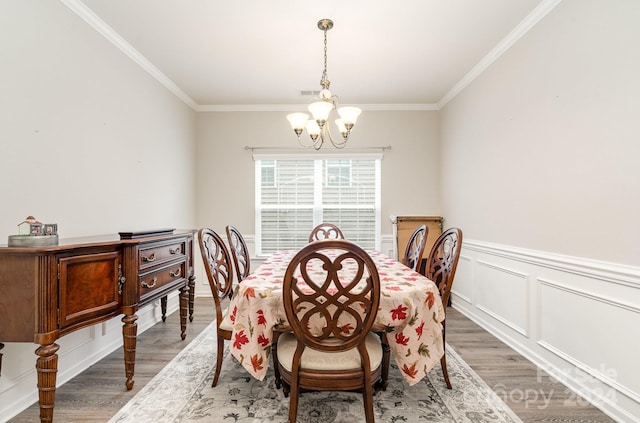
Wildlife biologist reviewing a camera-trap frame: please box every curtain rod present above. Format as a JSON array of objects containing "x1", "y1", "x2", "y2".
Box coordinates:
[{"x1": 244, "y1": 145, "x2": 391, "y2": 151}]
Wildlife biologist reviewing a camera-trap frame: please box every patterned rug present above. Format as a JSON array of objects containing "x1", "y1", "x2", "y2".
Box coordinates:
[{"x1": 109, "y1": 321, "x2": 522, "y2": 423}]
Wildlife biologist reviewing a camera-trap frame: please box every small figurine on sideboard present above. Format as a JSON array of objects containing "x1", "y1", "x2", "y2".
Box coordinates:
[{"x1": 8, "y1": 215, "x2": 59, "y2": 247}]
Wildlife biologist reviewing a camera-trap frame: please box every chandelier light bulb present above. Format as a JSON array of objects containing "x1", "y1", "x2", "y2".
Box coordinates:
[
  {"x1": 337, "y1": 107, "x2": 361, "y2": 130},
  {"x1": 306, "y1": 120, "x2": 321, "y2": 141},
  {"x1": 308, "y1": 101, "x2": 333, "y2": 127},
  {"x1": 335, "y1": 119, "x2": 349, "y2": 140},
  {"x1": 287, "y1": 113, "x2": 310, "y2": 136}
]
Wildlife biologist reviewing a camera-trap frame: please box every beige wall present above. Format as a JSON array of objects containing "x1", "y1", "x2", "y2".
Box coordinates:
[
  {"x1": 0, "y1": 2, "x2": 197, "y2": 418},
  {"x1": 0, "y1": 1, "x2": 197, "y2": 241},
  {"x1": 195, "y1": 110, "x2": 441, "y2": 236},
  {"x1": 440, "y1": 0, "x2": 640, "y2": 266}
]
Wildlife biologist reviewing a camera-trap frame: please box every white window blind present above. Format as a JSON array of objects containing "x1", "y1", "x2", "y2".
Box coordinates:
[{"x1": 255, "y1": 157, "x2": 381, "y2": 255}]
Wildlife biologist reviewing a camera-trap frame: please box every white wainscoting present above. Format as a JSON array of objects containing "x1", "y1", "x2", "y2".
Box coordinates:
[
  {"x1": 455, "y1": 240, "x2": 640, "y2": 423},
  {"x1": 0, "y1": 295, "x2": 181, "y2": 423}
]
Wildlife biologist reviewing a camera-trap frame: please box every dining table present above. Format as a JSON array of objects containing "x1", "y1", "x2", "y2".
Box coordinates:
[{"x1": 225, "y1": 248, "x2": 446, "y2": 386}]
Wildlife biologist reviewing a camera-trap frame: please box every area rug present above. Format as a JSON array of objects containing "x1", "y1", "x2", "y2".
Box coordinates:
[{"x1": 109, "y1": 321, "x2": 522, "y2": 423}]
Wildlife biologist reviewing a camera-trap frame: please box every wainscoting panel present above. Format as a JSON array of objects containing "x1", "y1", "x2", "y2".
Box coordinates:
[
  {"x1": 475, "y1": 260, "x2": 530, "y2": 337},
  {"x1": 452, "y1": 254, "x2": 473, "y2": 305},
  {"x1": 456, "y1": 239, "x2": 640, "y2": 423},
  {"x1": 538, "y1": 279, "x2": 640, "y2": 404}
]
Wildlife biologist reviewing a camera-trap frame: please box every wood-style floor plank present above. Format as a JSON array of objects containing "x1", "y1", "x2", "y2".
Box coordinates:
[
  {"x1": 7, "y1": 299, "x2": 615, "y2": 422},
  {"x1": 445, "y1": 308, "x2": 615, "y2": 423}
]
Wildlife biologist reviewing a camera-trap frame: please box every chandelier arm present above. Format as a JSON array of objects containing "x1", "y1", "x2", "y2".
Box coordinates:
[
  {"x1": 297, "y1": 134, "x2": 323, "y2": 149},
  {"x1": 323, "y1": 123, "x2": 346, "y2": 149},
  {"x1": 328, "y1": 126, "x2": 348, "y2": 149}
]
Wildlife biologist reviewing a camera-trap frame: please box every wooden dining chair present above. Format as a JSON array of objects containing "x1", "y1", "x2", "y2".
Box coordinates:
[
  {"x1": 423, "y1": 227, "x2": 463, "y2": 389},
  {"x1": 377, "y1": 227, "x2": 463, "y2": 390},
  {"x1": 197, "y1": 227, "x2": 235, "y2": 387},
  {"x1": 401, "y1": 224, "x2": 428, "y2": 272},
  {"x1": 224, "y1": 225, "x2": 288, "y2": 383},
  {"x1": 373, "y1": 224, "x2": 427, "y2": 389},
  {"x1": 308, "y1": 222, "x2": 345, "y2": 242},
  {"x1": 276, "y1": 239, "x2": 382, "y2": 423},
  {"x1": 225, "y1": 225, "x2": 251, "y2": 282}
]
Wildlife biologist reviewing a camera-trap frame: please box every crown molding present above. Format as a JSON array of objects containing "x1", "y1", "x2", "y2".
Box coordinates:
[
  {"x1": 64, "y1": 0, "x2": 561, "y2": 113},
  {"x1": 195, "y1": 103, "x2": 440, "y2": 112},
  {"x1": 438, "y1": 0, "x2": 563, "y2": 108},
  {"x1": 60, "y1": 0, "x2": 199, "y2": 110}
]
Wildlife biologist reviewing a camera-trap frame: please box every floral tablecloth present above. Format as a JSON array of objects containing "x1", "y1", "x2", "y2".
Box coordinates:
[{"x1": 226, "y1": 249, "x2": 445, "y2": 386}]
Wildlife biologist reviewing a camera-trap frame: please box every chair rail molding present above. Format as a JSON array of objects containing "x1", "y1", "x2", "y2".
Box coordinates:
[{"x1": 463, "y1": 239, "x2": 640, "y2": 288}]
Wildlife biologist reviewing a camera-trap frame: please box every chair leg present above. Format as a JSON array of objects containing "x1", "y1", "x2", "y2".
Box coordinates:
[
  {"x1": 211, "y1": 333, "x2": 225, "y2": 387},
  {"x1": 441, "y1": 321, "x2": 452, "y2": 389},
  {"x1": 272, "y1": 331, "x2": 282, "y2": 389},
  {"x1": 363, "y1": 374, "x2": 376, "y2": 423},
  {"x1": 288, "y1": 375, "x2": 299, "y2": 423},
  {"x1": 376, "y1": 332, "x2": 390, "y2": 392},
  {"x1": 441, "y1": 351, "x2": 452, "y2": 389}
]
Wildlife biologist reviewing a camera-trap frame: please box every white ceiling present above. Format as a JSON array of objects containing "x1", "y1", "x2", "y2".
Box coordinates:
[{"x1": 70, "y1": 0, "x2": 554, "y2": 110}]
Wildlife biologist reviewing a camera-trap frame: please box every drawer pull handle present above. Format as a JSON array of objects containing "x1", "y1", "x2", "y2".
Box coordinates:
[
  {"x1": 170, "y1": 269, "x2": 181, "y2": 278},
  {"x1": 142, "y1": 253, "x2": 156, "y2": 262},
  {"x1": 141, "y1": 277, "x2": 157, "y2": 288},
  {"x1": 118, "y1": 264, "x2": 126, "y2": 295},
  {"x1": 170, "y1": 247, "x2": 182, "y2": 254}
]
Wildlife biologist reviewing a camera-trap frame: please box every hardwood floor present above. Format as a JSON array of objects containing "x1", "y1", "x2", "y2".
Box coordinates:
[
  {"x1": 445, "y1": 308, "x2": 615, "y2": 423},
  {"x1": 8, "y1": 298, "x2": 615, "y2": 422}
]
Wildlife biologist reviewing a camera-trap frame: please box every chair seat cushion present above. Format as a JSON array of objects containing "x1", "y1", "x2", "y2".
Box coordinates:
[
  {"x1": 277, "y1": 332, "x2": 383, "y2": 372},
  {"x1": 219, "y1": 313, "x2": 234, "y2": 331}
]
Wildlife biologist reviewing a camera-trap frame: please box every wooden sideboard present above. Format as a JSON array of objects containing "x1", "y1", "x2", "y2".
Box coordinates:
[{"x1": 0, "y1": 230, "x2": 196, "y2": 423}]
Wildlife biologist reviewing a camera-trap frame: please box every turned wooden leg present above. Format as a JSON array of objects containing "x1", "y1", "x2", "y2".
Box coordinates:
[
  {"x1": 122, "y1": 313, "x2": 138, "y2": 390},
  {"x1": 35, "y1": 342, "x2": 60, "y2": 423},
  {"x1": 380, "y1": 334, "x2": 390, "y2": 391},
  {"x1": 441, "y1": 320, "x2": 452, "y2": 389},
  {"x1": 161, "y1": 296, "x2": 168, "y2": 322},
  {"x1": 0, "y1": 342, "x2": 4, "y2": 377},
  {"x1": 188, "y1": 275, "x2": 196, "y2": 322},
  {"x1": 179, "y1": 285, "x2": 189, "y2": 340},
  {"x1": 272, "y1": 332, "x2": 282, "y2": 389}
]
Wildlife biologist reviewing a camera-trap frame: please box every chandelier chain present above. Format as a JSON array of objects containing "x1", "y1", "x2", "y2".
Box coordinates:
[{"x1": 321, "y1": 28, "x2": 329, "y2": 87}]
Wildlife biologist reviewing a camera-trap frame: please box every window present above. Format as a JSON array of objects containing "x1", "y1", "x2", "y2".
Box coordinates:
[
  {"x1": 326, "y1": 159, "x2": 352, "y2": 187},
  {"x1": 255, "y1": 156, "x2": 381, "y2": 255},
  {"x1": 260, "y1": 160, "x2": 276, "y2": 187}
]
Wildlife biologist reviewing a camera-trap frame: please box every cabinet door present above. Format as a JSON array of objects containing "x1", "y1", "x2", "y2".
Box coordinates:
[{"x1": 58, "y1": 251, "x2": 123, "y2": 329}]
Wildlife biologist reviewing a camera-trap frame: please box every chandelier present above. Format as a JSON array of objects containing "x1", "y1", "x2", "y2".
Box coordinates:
[{"x1": 287, "y1": 19, "x2": 361, "y2": 150}]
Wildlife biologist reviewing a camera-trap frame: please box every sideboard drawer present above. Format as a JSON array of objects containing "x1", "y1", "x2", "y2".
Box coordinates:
[
  {"x1": 139, "y1": 261, "x2": 187, "y2": 301},
  {"x1": 138, "y1": 239, "x2": 187, "y2": 271}
]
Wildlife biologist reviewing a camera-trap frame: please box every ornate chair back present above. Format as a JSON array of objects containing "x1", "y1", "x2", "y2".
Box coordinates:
[
  {"x1": 401, "y1": 224, "x2": 428, "y2": 272},
  {"x1": 308, "y1": 223, "x2": 345, "y2": 242},
  {"x1": 225, "y1": 225, "x2": 251, "y2": 282},
  {"x1": 425, "y1": 227, "x2": 463, "y2": 308}
]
